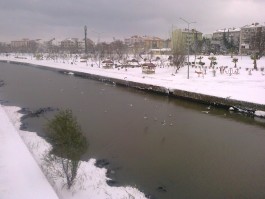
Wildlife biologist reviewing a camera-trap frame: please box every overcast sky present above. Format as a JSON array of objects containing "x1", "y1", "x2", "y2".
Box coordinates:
[{"x1": 0, "y1": 0, "x2": 264, "y2": 42}]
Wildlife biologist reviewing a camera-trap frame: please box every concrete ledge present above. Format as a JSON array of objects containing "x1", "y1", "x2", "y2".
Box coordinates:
[{"x1": 71, "y1": 70, "x2": 265, "y2": 112}]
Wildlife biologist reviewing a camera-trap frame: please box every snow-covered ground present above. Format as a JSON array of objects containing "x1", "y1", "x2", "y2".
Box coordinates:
[
  {"x1": 0, "y1": 105, "x2": 147, "y2": 199},
  {"x1": 0, "y1": 105, "x2": 59, "y2": 199}
]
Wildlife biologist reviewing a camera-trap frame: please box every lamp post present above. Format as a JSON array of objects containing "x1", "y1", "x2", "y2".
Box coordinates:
[
  {"x1": 84, "y1": 25, "x2": 87, "y2": 54},
  {"x1": 180, "y1": 17, "x2": 196, "y2": 79}
]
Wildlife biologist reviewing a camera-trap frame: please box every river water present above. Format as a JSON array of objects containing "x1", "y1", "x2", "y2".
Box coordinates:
[{"x1": 1, "y1": 61, "x2": 265, "y2": 199}]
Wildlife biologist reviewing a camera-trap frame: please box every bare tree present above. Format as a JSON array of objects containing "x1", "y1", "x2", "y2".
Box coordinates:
[
  {"x1": 172, "y1": 48, "x2": 186, "y2": 73},
  {"x1": 132, "y1": 42, "x2": 144, "y2": 59},
  {"x1": 171, "y1": 30, "x2": 186, "y2": 73},
  {"x1": 109, "y1": 40, "x2": 127, "y2": 61}
]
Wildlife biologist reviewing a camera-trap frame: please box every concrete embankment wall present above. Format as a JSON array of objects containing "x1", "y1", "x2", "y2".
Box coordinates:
[
  {"x1": 62, "y1": 67, "x2": 265, "y2": 112},
  {"x1": 2, "y1": 60, "x2": 265, "y2": 112}
]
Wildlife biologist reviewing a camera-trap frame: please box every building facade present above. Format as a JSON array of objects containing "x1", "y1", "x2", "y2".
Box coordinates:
[
  {"x1": 10, "y1": 39, "x2": 39, "y2": 53},
  {"x1": 124, "y1": 35, "x2": 145, "y2": 47},
  {"x1": 239, "y1": 23, "x2": 265, "y2": 55},
  {"x1": 171, "y1": 28, "x2": 203, "y2": 53},
  {"x1": 211, "y1": 27, "x2": 240, "y2": 53},
  {"x1": 124, "y1": 35, "x2": 168, "y2": 54}
]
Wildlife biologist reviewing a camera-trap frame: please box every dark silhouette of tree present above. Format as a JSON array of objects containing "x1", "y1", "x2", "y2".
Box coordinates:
[
  {"x1": 251, "y1": 27, "x2": 265, "y2": 58},
  {"x1": 201, "y1": 37, "x2": 211, "y2": 54},
  {"x1": 249, "y1": 28, "x2": 265, "y2": 70},
  {"x1": 232, "y1": 58, "x2": 238, "y2": 68},
  {"x1": 223, "y1": 31, "x2": 237, "y2": 54}
]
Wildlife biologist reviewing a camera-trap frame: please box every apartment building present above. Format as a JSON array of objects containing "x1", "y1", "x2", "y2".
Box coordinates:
[
  {"x1": 211, "y1": 27, "x2": 240, "y2": 53},
  {"x1": 10, "y1": 39, "x2": 38, "y2": 52},
  {"x1": 143, "y1": 36, "x2": 165, "y2": 50},
  {"x1": 171, "y1": 28, "x2": 203, "y2": 52},
  {"x1": 124, "y1": 35, "x2": 167, "y2": 53},
  {"x1": 239, "y1": 22, "x2": 265, "y2": 55},
  {"x1": 124, "y1": 35, "x2": 145, "y2": 46},
  {"x1": 11, "y1": 39, "x2": 31, "y2": 48}
]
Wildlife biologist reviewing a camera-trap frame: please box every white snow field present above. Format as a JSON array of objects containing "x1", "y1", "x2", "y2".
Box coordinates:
[{"x1": 0, "y1": 105, "x2": 59, "y2": 199}]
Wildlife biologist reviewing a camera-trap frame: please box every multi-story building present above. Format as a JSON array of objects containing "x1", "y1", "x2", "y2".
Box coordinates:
[
  {"x1": 60, "y1": 38, "x2": 78, "y2": 50},
  {"x1": 143, "y1": 36, "x2": 164, "y2": 50},
  {"x1": 124, "y1": 35, "x2": 168, "y2": 53},
  {"x1": 239, "y1": 22, "x2": 265, "y2": 55},
  {"x1": 171, "y1": 28, "x2": 203, "y2": 52},
  {"x1": 11, "y1": 39, "x2": 30, "y2": 49},
  {"x1": 124, "y1": 35, "x2": 145, "y2": 47},
  {"x1": 10, "y1": 39, "x2": 38, "y2": 52},
  {"x1": 60, "y1": 38, "x2": 95, "y2": 53},
  {"x1": 211, "y1": 27, "x2": 240, "y2": 53}
]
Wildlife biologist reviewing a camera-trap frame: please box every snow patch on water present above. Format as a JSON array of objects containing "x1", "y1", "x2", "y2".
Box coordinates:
[{"x1": 255, "y1": 110, "x2": 265, "y2": 117}]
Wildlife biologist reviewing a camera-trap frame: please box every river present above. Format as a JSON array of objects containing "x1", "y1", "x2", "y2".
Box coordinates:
[{"x1": 1, "y1": 61, "x2": 265, "y2": 199}]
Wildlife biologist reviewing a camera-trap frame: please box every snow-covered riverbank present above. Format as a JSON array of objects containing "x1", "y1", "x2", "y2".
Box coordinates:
[
  {"x1": 0, "y1": 105, "x2": 59, "y2": 199},
  {"x1": 1, "y1": 54, "x2": 265, "y2": 106},
  {"x1": 0, "y1": 105, "x2": 147, "y2": 199}
]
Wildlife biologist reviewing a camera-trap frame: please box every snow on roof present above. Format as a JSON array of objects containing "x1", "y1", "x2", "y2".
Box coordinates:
[
  {"x1": 214, "y1": 27, "x2": 241, "y2": 33},
  {"x1": 203, "y1": 34, "x2": 213, "y2": 39},
  {"x1": 142, "y1": 62, "x2": 156, "y2": 67},
  {"x1": 241, "y1": 23, "x2": 265, "y2": 29},
  {"x1": 181, "y1": 29, "x2": 202, "y2": 34},
  {"x1": 102, "y1": 59, "x2": 114, "y2": 64}
]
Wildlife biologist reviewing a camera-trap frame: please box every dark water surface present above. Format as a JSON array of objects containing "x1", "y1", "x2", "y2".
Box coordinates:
[{"x1": 1, "y1": 62, "x2": 265, "y2": 199}]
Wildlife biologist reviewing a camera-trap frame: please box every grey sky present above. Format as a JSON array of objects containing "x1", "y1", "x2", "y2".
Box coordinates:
[{"x1": 0, "y1": 0, "x2": 264, "y2": 42}]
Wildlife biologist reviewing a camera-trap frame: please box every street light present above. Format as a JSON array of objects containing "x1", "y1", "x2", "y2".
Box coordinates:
[
  {"x1": 84, "y1": 25, "x2": 87, "y2": 54},
  {"x1": 180, "y1": 17, "x2": 196, "y2": 79}
]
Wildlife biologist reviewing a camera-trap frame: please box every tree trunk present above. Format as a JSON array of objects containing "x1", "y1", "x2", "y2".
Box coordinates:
[{"x1": 253, "y1": 59, "x2": 257, "y2": 70}]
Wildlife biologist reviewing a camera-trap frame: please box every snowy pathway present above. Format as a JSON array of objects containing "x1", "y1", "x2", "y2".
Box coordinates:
[{"x1": 0, "y1": 105, "x2": 59, "y2": 199}]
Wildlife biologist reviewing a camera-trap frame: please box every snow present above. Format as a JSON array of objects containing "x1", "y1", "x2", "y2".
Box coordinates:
[
  {"x1": 255, "y1": 110, "x2": 265, "y2": 117},
  {"x1": 0, "y1": 105, "x2": 59, "y2": 199},
  {"x1": 0, "y1": 105, "x2": 147, "y2": 199}
]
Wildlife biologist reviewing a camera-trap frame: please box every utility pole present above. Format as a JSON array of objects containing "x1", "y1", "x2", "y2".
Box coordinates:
[
  {"x1": 84, "y1": 25, "x2": 87, "y2": 54},
  {"x1": 180, "y1": 17, "x2": 196, "y2": 79}
]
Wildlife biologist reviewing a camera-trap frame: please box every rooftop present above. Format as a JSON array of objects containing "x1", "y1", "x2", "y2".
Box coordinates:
[
  {"x1": 241, "y1": 23, "x2": 265, "y2": 29},
  {"x1": 214, "y1": 27, "x2": 241, "y2": 33}
]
